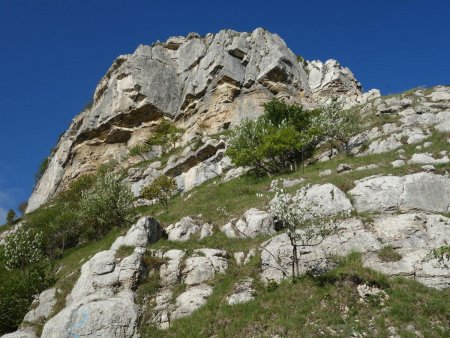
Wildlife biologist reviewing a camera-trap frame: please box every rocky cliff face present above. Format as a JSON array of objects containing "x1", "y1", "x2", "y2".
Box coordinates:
[
  {"x1": 27, "y1": 28, "x2": 378, "y2": 212},
  {"x1": 5, "y1": 27, "x2": 450, "y2": 338}
]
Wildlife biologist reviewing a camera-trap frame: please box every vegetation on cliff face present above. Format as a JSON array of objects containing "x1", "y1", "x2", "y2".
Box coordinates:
[
  {"x1": 0, "y1": 170, "x2": 136, "y2": 334},
  {"x1": 226, "y1": 99, "x2": 361, "y2": 175},
  {"x1": 139, "y1": 253, "x2": 449, "y2": 338},
  {"x1": 2, "y1": 85, "x2": 450, "y2": 336}
]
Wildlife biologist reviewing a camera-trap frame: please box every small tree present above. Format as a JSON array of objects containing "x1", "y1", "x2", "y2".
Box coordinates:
[
  {"x1": 3, "y1": 227, "x2": 45, "y2": 297},
  {"x1": 141, "y1": 175, "x2": 177, "y2": 209},
  {"x1": 146, "y1": 119, "x2": 184, "y2": 154},
  {"x1": 313, "y1": 100, "x2": 362, "y2": 154},
  {"x1": 269, "y1": 184, "x2": 338, "y2": 280},
  {"x1": 6, "y1": 209, "x2": 16, "y2": 225},
  {"x1": 78, "y1": 172, "x2": 136, "y2": 240},
  {"x1": 18, "y1": 202, "x2": 28, "y2": 215},
  {"x1": 227, "y1": 99, "x2": 322, "y2": 175}
]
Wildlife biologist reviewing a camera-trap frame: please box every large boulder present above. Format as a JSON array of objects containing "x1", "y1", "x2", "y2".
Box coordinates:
[
  {"x1": 152, "y1": 248, "x2": 229, "y2": 329},
  {"x1": 39, "y1": 215, "x2": 162, "y2": 338},
  {"x1": 165, "y1": 217, "x2": 200, "y2": 242},
  {"x1": 111, "y1": 216, "x2": 162, "y2": 250},
  {"x1": 227, "y1": 278, "x2": 255, "y2": 305},
  {"x1": 295, "y1": 183, "x2": 353, "y2": 217},
  {"x1": 349, "y1": 173, "x2": 450, "y2": 213},
  {"x1": 221, "y1": 208, "x2": 275, "y2": 238},
  {"x1": 261, "y1": 218, "x2": 380, "y2": 283},
  {"x1": 268, "y1": 183, "x2": 353, "y2": 221},
  {"x1": 363, "y1": 213, "x2": 450, "y2": 289},
  {"x1": 22, "y1": 288, "x2": 57, "y2": 325},
  {"x1": 41, "y1": 291, "x2": 139, "y2": 338},
  {"x1": 1, "y1": 329, "x2": 38, "y2": 338},
  {"x1": 182, "y1": 249, "x2": 229, "y2": 286}
]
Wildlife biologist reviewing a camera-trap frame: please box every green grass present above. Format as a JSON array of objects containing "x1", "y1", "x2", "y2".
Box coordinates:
[
  {"x1": 377, "y1": 245, "x2": 402, "y2": 262},
  {"x1": 137, "y1": 174, "x2": 273, "y2": 226},
  {"x1": 135, "y1": 130, "x2": 450, "y2": 231},
  {"x1": 140, "y1": 253, "x2": 450, "y2": 337}
]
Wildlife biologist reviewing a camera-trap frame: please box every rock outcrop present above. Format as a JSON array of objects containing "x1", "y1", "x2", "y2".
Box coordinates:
[
  {"x1": 261, "y1": 214, "x2": 450, "y2": 289},
  {"x1": 349, "y1": 173, "x2": 450, "y2": 213},
  {"x1": 38, "y1": 217, "x2": 161, "y2": 338},
  {"x1": 221, "y1": 208, "x2": 275, "y2": 238},
  {"x1": 27, "y1": 28, "x2": 376, "y2": 212},
  {"x1": 151, "y1": 248, "x2": 229, "y2": 329}
]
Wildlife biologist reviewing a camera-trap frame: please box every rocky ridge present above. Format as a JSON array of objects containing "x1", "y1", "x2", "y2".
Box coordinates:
[
  {"x1": 27, "y1": 28, "x2": 379, "y2": 212},
  {"x1": 3, "y1": 29, "x2": 450, "y2": 338}
]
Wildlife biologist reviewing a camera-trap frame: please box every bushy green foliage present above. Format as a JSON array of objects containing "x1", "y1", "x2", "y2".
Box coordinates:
[
  {"x1": 129, "y1": 144, "x2": 148, "y2": 160},
  {"x1": 429, "y1": 246, "x2": 450, "y2": 265},
  {"x1": 3, "y1": 227, "x2": 44, "y2": 272},
  {"x1": 0, "y1": 169, "x2": 135, "y2": 334},
  {"x1": 6, "y1": 209, "x2": 16, "y2": 225},
  {"x1": 0, "y1": 228, "x2": 53, "y2": 334},
  {"x1": 227, "y1": 99, "x2": 320, "y2": 175},
  {"x1": 25, "y1": 171, "x2": 135, "y2": 258},
  {"x1": 227, "y1": 98, "x2": 362, "y2": 175},
  {"x1": 146, "y1": 119, "x2": 184, "y2": 154},
  {"x1": 78, "y1": 172, "x2": 136, "y2": 239},
  {"x1": 141, "y1": 174, "x2": 177, "y2": 209}
]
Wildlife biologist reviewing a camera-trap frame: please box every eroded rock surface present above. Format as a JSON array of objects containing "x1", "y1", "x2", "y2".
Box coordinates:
[
  {"x1": 261, "y1": 214, "x2": 450, "y2": 289},
  {"x1": 39, "y1": 217, "x2": 160, "y2": 338},
  {"x1": 151, "y1": 248, "x2": 229, "y2": 330},
  {"x1": 349, "y1": 173, "x2": 450, "y2": 213},
  {"x1": 221, "y1": 208, "x2": 275, "y2": 238},
  {"x1": 27, "y1": 28, "x2": 375, "y2": 212}
]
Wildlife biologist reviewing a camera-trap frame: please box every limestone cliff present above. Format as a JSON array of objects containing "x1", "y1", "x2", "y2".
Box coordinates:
[{"x1": 27, "y1": 28, "x2": 378, "y2": 212}]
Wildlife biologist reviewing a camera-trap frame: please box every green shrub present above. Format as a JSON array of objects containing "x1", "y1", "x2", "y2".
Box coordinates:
[
  {"x1": 129, "y1": 144, "x2": 149, "y2": 160},
  {"x1": 141, "y1": 175, "x2": 177, "y2": 209},
  {"x1": 429, "y1": 246, "x2": 450, "y2": 265},
  {"x1": 146, "y1": 119, "x2": 184, "y2": 154},
  {"x1": 377, "y1": 245, "x2": 402, "y2": 262},
  {"x1": 78, "y1": 172, "x2": 136, "y2": 240},
  {"x1": 6, "y1": 209, "x2": 16, "y2": 225},
  {"x1": 0, "y1": 228, "x2": 54, "y2": 334},
  {"x1": 312, "y1": 101, "x2": 363, "y2": 154},
  {"x1": 227, "y1": 99, "x2": 320, "y2": 175}
]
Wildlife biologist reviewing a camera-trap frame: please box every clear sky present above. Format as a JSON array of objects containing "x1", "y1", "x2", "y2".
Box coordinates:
[{"x1": 0, "y1": 0, "x2": 449, "y2": 222}]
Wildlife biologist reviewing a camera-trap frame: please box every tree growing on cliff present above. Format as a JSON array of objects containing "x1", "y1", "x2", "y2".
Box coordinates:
[
  {"x1": 78, "y1": 172, "x2": 136, "y2": 240},
  {"x1": 6, "y1": 209, "x2": 16, "y2": 225},
  {"x1": 312, "y1": 100, "x2": 362, "y2": 154},
  {"x1": 146, "y1": 119, "x2": 184, "y2": 154},
  {"x1": 269, "y1": 184, "x2": 338, "y2": 280},
  {"x1": 227, "y1": 99, "x2": 321, "y2": 175},
  {"x1": 141, "y1": 174, "x2": 177, "y2": 209}
]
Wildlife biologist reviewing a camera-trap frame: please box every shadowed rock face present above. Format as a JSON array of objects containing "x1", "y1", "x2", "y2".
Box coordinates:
[{"x1": 27, "y1": 28, "x2": 374, "y2": 212}]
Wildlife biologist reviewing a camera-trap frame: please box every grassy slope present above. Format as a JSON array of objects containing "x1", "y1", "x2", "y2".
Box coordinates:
[
  {"x1": 5, "y1": 91, "x2": 450, "y2": 336},
  {"x1": 139, "y1": 253, "x2": 449, "y2": 337}
]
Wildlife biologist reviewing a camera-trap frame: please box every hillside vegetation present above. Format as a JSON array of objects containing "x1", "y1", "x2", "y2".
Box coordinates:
[{"x1": 1, "y1": 86, "x2": 450, "y2": 337}]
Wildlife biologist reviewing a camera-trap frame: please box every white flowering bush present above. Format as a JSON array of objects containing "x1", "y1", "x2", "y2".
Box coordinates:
[
  {"x1": 79, "y1": 172, "x2": 136, "y2": 240},
  {"x1": 269, "y1": 184, "x2": 338, "y2": 279},
  {"x1": 4, "y1": 227, "x2": 43, "y2": 272},
  {"x1": 311, "y1": 100, "x2": 362, "y2": 154}
]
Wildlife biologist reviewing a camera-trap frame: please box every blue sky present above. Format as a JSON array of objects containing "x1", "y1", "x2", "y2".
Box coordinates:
[{"x1": 0, "y1": 0, "x2": 449, "y2": 222}]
